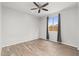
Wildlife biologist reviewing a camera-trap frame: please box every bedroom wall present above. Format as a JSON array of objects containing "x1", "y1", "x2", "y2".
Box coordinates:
[
  {"x1": 39, "y1": 17, "x2": 47, "y2": 39},
  {"x1": 39, "y1": 6, "x2": 78, "y2": 47},
  {"x1": 60, "y1": 6, "x2": 77, "y2": 47},
  {"x1": 0, "y1": 2, "x2": 2, "y2": 56},
  {"x1": 77, "y1": 3, "x2": 79, "y2": 50},
  {"x1": 2, "y1": 6, "x2": 40, "y2": 47}
]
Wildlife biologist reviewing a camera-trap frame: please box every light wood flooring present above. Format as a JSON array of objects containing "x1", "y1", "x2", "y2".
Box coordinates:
[{"x1": 1, "y1": 39, "x2": 78, "y2": 56}]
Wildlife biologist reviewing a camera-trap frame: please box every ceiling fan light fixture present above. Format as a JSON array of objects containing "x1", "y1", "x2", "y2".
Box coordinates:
[{"x1": 31, "y1": 2, "x2": 49, "y2": 13}]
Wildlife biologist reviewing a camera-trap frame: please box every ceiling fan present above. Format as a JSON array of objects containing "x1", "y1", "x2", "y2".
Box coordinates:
[{"x1": 31, "y1": 2, "x2": 49, "y2": 13}]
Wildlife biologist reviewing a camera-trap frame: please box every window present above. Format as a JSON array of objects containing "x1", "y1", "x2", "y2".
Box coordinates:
[{"x1": 48, "y1": 16, "x2": 58, "y2": 32}]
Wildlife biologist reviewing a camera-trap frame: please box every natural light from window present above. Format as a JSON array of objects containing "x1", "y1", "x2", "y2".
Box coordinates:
[{"x1": 48, "y1": 16, "x2": 58, "y2": 31}]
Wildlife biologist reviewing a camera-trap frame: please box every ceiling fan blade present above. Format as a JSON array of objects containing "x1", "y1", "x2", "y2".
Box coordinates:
[
  {"x1": 38, "y1": 9, "x2": 40, "y2": 13},
  {"x1": 33, "y1": 2, "x2": 39, "y2": 8},
  {"x1": 41, "y1": 3, "x2": 49, "y2": 7},
  {"x1": 42, "y1": 8, "x2": 48, "y2": 11},
  {"x1": 31, "y1": 8, "x2": 38, "y2": 10}
]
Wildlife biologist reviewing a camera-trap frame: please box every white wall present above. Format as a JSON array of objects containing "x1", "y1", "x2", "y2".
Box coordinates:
[
  {"x1": 39, "y1": 17, "x2": 47, "y2": 39},
  {"x1": 40, "y1": 6, "x2": 78, "y2": 47},
  {"x1": 60, "y1": 6, "x2": 77, "y2": 47},
  {"x1": 77, "y1": 3, "x2": 79, "y2": 50},
  {"x1": 2, "y1": 6, "x2": 39, "y2": 47},
  {"x1": 0, "y1": 2, "x2": 2, "y2": 56}
]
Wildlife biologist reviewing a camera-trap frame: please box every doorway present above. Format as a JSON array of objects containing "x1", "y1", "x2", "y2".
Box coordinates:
[{"x1": 48, "y1": 16, "x2": 58, "y2": 42}]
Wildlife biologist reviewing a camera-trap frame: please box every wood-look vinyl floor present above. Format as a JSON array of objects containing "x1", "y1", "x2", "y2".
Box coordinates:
[{"x1": 1, "y1": 39, "x2": 78, "y2": 56}]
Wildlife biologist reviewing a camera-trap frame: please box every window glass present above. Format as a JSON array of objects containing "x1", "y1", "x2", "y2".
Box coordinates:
[{"x1": 48, "y1": 16, "x2": 58, "y2": 32}]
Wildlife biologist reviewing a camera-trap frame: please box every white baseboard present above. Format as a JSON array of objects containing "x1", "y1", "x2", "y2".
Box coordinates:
[
  {"x1": 49, "y1": 39, "x2": 77, "y2": 48},
  {"x1": 1, "y1": 38, "x2": 39, "y2": 48},
  {"x1": 62, "y1": 42, "x2": 77, "y2": 48}
]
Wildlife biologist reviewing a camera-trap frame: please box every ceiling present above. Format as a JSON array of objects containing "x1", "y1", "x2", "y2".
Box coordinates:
[{"x1": 2, "y1": 2, "x2": 76, "y2": 17}]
